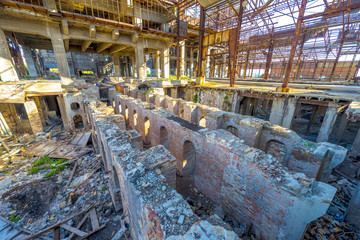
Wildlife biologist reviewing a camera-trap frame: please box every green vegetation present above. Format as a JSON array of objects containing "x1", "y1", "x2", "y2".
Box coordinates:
[
  {"x1": 102, "y1": 185, "x2": 108, "y2": 191},
  {"x1": 193, "y1": 93, "x2": 199, "y2": 103},
  {"x1": 28, "y1": 155, "x2": 68, "y2": 178},
  {"x1": 304, "y1": 142, "x2": 315, "y2": 148},
  {"x1": 8, "y1": 213, "x2": 20, "y2": 223},
  {"x1": 44, "y1": 169, "x2": 58, "y2": 178},
  {"x1": 140, "y1": 88, "x2": 153, "y2": 95}
]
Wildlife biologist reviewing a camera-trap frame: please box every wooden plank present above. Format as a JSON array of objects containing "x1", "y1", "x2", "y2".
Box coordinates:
[
  {"x1": 68, "y1": 213, "x2": 89, "y2": 240},
  {"x1": 23, "y1": 140, "x2": 92, "y2": 159},
  {"x1": 69, "y1": 132, "x2": 91, "y2": 147},
  {"x1": 65, "y1": 161, "x2": 78, "y2": 189},
  {"x1": 60, "y1": 224, "x2": 87, "y2": 237},
  {"x1": 80, "y1": 225, "x2": 106, "y2": 240},
  {"x1": 24, "y1": 204, "x2": 96, "y2": 240},
  {"x1": 53, "y1": 227, "x2": 60, "y2": 240},
  {"x1": 89, "y1": 208, "x2": 99, "y2": 230}
]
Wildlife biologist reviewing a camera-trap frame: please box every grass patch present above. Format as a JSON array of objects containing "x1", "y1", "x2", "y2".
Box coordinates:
[
  {"x1": 101, "y1": 185, "x2": 108, "y2": 191},
  {"x1": 8, "y1": 213, "x2": 20, "y2": 223},
  {"x1": 28, "y1": 155, "x2": 68, "y2": 177},
  {"x1": 44, "y1": 169, "x2": 58, "y2": 178}
]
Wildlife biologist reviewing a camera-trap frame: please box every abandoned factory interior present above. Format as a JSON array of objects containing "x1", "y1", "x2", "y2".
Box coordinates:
[{"x1": 1, "y1": 0, "x2": 360, "y2": 239}]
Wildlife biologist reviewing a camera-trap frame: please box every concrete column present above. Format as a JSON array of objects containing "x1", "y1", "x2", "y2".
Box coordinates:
[
  {"x1": 155, "y1": 51, "x2": 161, "y2": 78},
  {"x1": 23, "y1": 46, "x2": 38, "y2": 78},
  {"x1": 349, "y1": 128, "x2": 360, "y2": 158},
  {"x1": 0, "y1": 29, "x2": 18, "y2": 81},
  {"x1": 113, "y1": 54, "x2": 120, "y2": 77},
  {"x1": 345, "y1": 183, "x2": 360, "y2": 229},
  {"x1": 317, "y1": 103, "x2": 339, "y2": 142},
  {"x1": 33, "y1": 97, "x2": 46, "y2": 125},
  {"x1": 269, "y1": 97, "x2": 297, "y2": 128},
  {"x1": 180, "y1": 41, "x2": 186, "y2": 76},
  {"x1": 56, "y1": 96, "x2": 72, "y2": 130},
  {"x1": 47, "y1": 23, "x2": 71, "y2": 84},
  {"x1": 205, "y1": 48, "x2": 210, "y2": 78},
  {"x1": 161, "y1": 48, "x2": 170, "y2": 79},
  {"x1": 190, "y1": 48, "x2": 194, "y2": 78},
  {"x1": 170, "y1": 88, "x2": 178, "y2": 98},
  {"x1": 335, "y1": 112, "x2": 349, "y2": 143},
  {"x1": 24, "y1": 99, "x2": 43, "y2": 134},
  {"x1": 131, "y1": 56, "x2": 136, "y2": 78},
  {"x1": 135, "y1": 42, "x2": 146, "y2": 80}
]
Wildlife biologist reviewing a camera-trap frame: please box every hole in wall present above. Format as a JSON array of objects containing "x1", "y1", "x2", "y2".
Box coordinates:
[
  {"x1": 144, "y1": 117, "x2": 151, "y2": 145},
  {"x1": 70, "y1": 102, "x2": 80, "y2": 111},
  {"x1": 73, "y1": 115, "x2": 84, "y2": 129},
  {"x1": 160, "y1": 126, "x2": 168, "y2": 149},
  {"x1": 226, "y1": 125, "x2": 239, "y2": 137},
  {"x1": 177, "y1": 140, "x2": 196, "y2": 198},
  {"x1": 199, "y1": 117, "x2": 206, "y2": 127},
  {"x1": 265, "y1": 140, "x2": 286, "y2": 162},
  {"x1": 133, "y1": 110, "x2": 138, "y2": 129}
]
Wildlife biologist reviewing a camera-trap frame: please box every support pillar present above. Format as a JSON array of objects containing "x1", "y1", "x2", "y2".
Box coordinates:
[
  {"x1": 47, "y1": 23, "x2": 71, "y2": 84},
  {"x1": 349, "y1": 128, "x2": 360, "y2": 159},
  {"x1": 24, "y1": 99, "x2": 44, "y2": 134},
  {"x1": 282, "y1": 0, "x2": 307, "y2": 88},
  {"x1": 335, "y1": 112, "x2": 349, "y2": 143},
  {"x1": 161, "y1": 48, "x2": 170, "y2": 79},
  {"x1": 264, "y1": 36, "x2": 274, "y2": 80},
  {"x1": 180, "y1": 41, "x2": 186, "y2": 76},
  {"x1": 269, "y1": 97, "x2": 297, "y2": 128},
  {"x1": 345, "y1": 183, "x2": 360, "y2": 229},
  {"x1": 113, "y1": 54, "x2": 121, "y2": 77},
  {"x1": 0, "y1": 29, "x2": 18, "y2": 81},
  {"x1": 196, "y1": 6, "x2": 206, "y2": 85},
  {"x1": 317, "y1": 103, "x2": 339, "y2": 142},
  {"x1": 190, "y1": 48, "x2": 194, "y2": 78},
  {"x1": 135, "y1": 41, "x2": 146, "y2": 80},
  {"x1": 155, "y1": 51, "x2": 161, "y2": 78}
]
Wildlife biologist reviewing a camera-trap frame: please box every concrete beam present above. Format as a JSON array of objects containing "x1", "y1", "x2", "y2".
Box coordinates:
[
  {"x1": 112, "y1": 28, "x2": 119, "y2": 41},
  {"x1": 89, "y1": 24, "x2": 96, "y2": 38},
  {"x1": 96, "y1": 42, "x2": 112, "y2": 53},
  {"x1": 81, "y1": 40, "x2": 92, "y2": 52},
  {"x1": 62, "y1": 19, "x2": 69, "y2": 35},
  {"x1": 109, "y1": 45, "x2": 127, "y2": 55}
]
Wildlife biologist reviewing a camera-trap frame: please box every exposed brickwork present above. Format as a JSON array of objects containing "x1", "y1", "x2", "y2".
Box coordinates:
[
  {"x1": 115, "y1": 93, "x2": 338, "y2": 239},
  {"x1": 86, "y1": 100, "x2": 238, "y2": 239}
]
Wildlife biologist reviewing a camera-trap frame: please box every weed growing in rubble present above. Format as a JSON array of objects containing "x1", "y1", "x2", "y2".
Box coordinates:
[
  {"x1": 101, "y1": 185, "x2": 108, "y2": 192},
  {"x1": 44, "y1": 169, "x2": 58, "y2": 178},
  {"x1": 8, "y1": 213, "x2": 20, "y2": 223},
  {"x1": 28, "y1": 155, "x2": 68, "y2": 177}
]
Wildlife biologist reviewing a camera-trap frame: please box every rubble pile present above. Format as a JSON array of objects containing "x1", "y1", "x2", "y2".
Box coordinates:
[
  {"x1": 305, "y1": 173, "x2": 360, "y2": 239},
  {"x1": 0, "y1": 132, "x2": 126, "y2": 239}
]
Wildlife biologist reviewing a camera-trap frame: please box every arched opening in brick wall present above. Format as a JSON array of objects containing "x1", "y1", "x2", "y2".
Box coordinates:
[
  {"x1": 70, "y1": 102, "x2": 80, "y2": 111},
  {"x1": 160, "y1": 126, "x2": 168, "y2": 149},
  {"x1": 73, "y1": 115, "x2": 83, "y2": 129},
  {"x1": 125, "y1": 105, "x2": 129, "y2": 125},
  {"x1": 133, "y1": 110, "x2": 138, "y2": 130},
  {"x1": 199, "y1": 117, "x2": 206, "y2": 127},
  {"x1": 177, "y1": 140, "x2": 196, "y2": 197},
  {"x1": 265, "y1": 140, "x2": 286, "y2": 162},
  {"x1": 118, "y1": 102, "x2": 122, "y2": 115},
  {"x1": 226, "y1": 125, "x2": 239, "y2": 137},
  {"x1": 144, "y1": 117, "x2": 151, "y2": 145}
]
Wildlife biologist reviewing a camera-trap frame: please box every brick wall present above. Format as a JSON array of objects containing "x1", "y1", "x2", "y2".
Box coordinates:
[
  {"x1": 86, "y1": 100, "x2": 238, "y2": 239},
  {"x1": 125, "y1": 89, "x2": 347, "y2": 180},
  {"x1": 115, "y1": 93, "x2": 338, "y2": 239}
]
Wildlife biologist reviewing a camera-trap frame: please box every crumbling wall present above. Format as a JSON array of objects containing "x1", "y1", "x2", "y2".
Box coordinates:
[
  {"x1": 86, "y1": 100, "x2": 239, "y2": 239},
  {"x1": 115, "y1": 93, "x2": 338, "y2": 239},
  {"x1": 124, "y1": 89, "x2": 347, "y2": 180}
]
